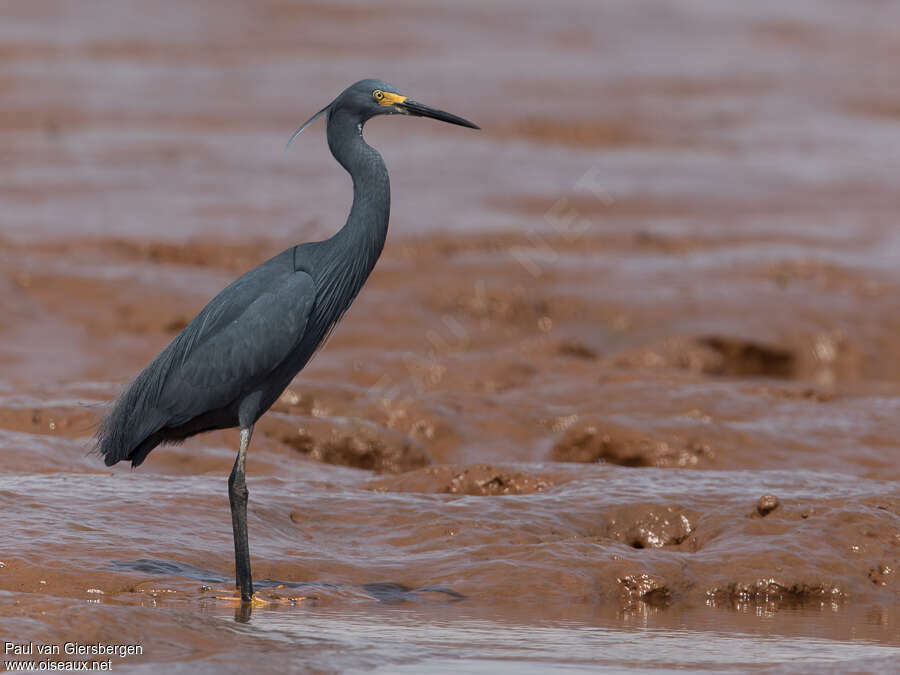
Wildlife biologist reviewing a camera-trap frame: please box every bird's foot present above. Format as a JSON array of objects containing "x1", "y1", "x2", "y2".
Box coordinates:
[
  {"x1": 214, "y1": 593, "x2": 270, "y2": 609},
  {"x1": 212, "y1": 588, "x2": 306, "y2": 608}
]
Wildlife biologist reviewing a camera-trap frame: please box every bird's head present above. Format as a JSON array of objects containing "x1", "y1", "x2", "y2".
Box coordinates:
[{"x1": 287, "y1": 79, "x2": 478, "y2": 148}]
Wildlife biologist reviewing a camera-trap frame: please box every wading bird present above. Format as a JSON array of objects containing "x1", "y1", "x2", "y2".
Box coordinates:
[{"x1": 96, "y1": 79, "x2": 478, "y2": 604}]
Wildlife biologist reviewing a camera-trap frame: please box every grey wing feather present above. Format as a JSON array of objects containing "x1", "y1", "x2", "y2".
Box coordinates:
[{"x1": 160, "y1": 270, "x2": 316, "y2": 423}]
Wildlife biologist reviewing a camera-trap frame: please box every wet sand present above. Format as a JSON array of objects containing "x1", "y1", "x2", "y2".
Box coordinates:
[{"x1": 1, "y1": 1, "x2": 899, "y2": 672}]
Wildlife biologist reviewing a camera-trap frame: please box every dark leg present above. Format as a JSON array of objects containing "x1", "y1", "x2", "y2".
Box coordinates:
[{"x1": 229, "y1": 425, "x2": 254, "y2": 602}]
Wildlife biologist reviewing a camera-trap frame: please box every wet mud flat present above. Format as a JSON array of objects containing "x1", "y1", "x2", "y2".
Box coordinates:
[
  {"x1": 1, "y1": 227, "x2": 898, "y2": 672},
  {"x1": 2, "y1": 0, "x2": 900, "y2": 672}
]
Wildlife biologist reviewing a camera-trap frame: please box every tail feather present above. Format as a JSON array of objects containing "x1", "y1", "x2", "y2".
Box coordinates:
[{"x1": 96, "y1": 373, "x2": 167, "y2": 467}]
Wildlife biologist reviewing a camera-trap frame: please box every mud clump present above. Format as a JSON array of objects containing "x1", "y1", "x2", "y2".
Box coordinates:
[
  {"x1": 616, "y1": 333, "x2": 865, "y2": 386},
  {"x1": 606, "y1": 505, "x2": 697, "y2": 550},
  {"x1": 613, "y1": 335, "x2": 794, "y2": 378},
  {"x1": 261, "y1": 415, "x2": 430, "y2": 474},
  {"x1": 555, "y1": 340, "x2": 598, "y2": 360},
  {"x1": 369, "y1": 464, "x2": 554, "y2": 496},
  {"x1": 867, "y1": 564, "x2": 895, "y2": 588},
  {"x1": 707, "y1": 580, "x2": 845, "y2": 609},
  {"x1": 617, "y1": 573, "x2": 672, "y2": 607},
  {"x1": 699, "y1": 336, "x2": 795, "y2": 378},
  {"x1": 756, "y1": 494, "x2": 781, "y2": 516},
  {"x1": 550, "y1": 419, "x2": 714, "y2": 468}
]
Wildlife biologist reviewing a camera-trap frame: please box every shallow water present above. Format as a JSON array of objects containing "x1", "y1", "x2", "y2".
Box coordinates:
[{"x1": 1, "y1": 0, "x2": 899, "y2": 672}]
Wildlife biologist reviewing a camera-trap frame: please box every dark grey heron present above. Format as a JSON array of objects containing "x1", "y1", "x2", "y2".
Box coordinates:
[{"x1": 96, "y1": 79, "x2": 478, "y2": 604}]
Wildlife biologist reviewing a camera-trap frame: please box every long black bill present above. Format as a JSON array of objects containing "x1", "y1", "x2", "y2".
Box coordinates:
[{"x1": 397, "y1": 100, "x2": 480, "y2": 129}]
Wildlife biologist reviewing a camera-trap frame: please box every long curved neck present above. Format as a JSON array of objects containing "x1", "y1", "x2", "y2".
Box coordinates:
[{"x1": 326, "y1": 109, "x2": 390, "y2": 271}]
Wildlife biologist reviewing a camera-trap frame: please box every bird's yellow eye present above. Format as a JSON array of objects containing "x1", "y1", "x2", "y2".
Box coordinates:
[{"x1": 373, "y1": 90, "x2": 408, "y2": 107}]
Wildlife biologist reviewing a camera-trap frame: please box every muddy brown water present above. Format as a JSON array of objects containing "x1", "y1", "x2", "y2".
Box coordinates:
[{"x1": 1, "y1": 1, "x2": 899, "y2": 672}]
